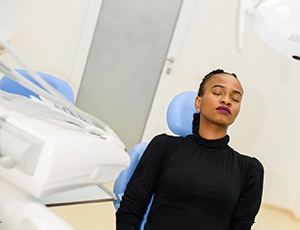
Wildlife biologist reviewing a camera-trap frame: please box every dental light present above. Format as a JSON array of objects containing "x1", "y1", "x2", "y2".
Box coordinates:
[{"x1": 236, "y1": 0, "x2": 300, "y2": 62}]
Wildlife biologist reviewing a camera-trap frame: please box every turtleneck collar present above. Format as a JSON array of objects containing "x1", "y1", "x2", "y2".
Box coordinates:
[{"x1": 191, "y1": 113, "x2": 230, "y2": 150}]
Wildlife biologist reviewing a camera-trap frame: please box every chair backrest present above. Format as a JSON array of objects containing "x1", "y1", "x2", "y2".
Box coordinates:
[
  {"x1": 0, "y1": 69, "x2": 74, "y2": 104},
  {"x1": 167, "y1": 91, "x2": 198, "y2": 136},
  {"x1": 113, "y1": 91, "x2": 197, "y2": 229}
]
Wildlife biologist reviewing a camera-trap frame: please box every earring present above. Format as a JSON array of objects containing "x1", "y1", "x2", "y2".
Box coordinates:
[{"x1": 197, "y1": 108, "x2": 201, "y2": 113}]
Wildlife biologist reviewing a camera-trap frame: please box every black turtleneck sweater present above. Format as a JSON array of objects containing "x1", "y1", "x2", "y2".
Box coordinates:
[{"x1": 116, "y1": 121, "x2": 264, "y2": 230}]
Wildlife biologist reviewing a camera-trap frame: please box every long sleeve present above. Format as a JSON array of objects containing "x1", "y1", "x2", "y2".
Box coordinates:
[
  {"x1": 229, "y1": 157, "x2": 264, "y2": 230},
  {"x1": 116, "y1": 134, "x2": 172, "y2": 230}
]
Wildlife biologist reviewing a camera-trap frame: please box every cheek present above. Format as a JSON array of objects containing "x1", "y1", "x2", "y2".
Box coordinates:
[
  {"x1": 232, "y1": 105, "x2": 241, "y2": 116},
  {"x1": 200, "y1": 99, "x2": 208, "y2": 109},
  {"x1": 203, "y1": 96, "x2": 217, "y2": 109},
  {"x1": 201, "y1": 101, "x2": 216, "y2": 114},
  {"x1": 200, "y1": 95, "x2": 212, "y2": 107}
]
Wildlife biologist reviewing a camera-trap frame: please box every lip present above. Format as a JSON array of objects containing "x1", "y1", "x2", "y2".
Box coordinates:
[{"x1": 216, "y1": 106, "x2": 231, "y2": 115}]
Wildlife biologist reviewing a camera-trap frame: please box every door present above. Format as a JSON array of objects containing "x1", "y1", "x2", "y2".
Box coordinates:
[{"x1": 65, "y1": 0, "x2": 198, "y2": 150}]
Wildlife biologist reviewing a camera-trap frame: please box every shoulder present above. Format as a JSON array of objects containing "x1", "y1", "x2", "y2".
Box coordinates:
[
  {"x1": 249, "y1": 157, "x2": 264, "y2": 174},
  {"x1": 232, "y1": 149, "x2": 263, "y2": 170},
  {"x1": 248, "y1": 157, "x2": 264, "y2": 181},
  {"x1": 149, "y1": 133, "x2": 183, "y2": 146},
  {"x1": 145, "y1": 133, "x2": 183, "y2": 159},
  {"x1": 241, "y1": 153, "x2": 264, "y2": 174},
  {"x1": 234, "y1": 151, "x2": 264, "y2": 186},
  {"x1": 231, "y1": 149, "x2": 264, "y2": 178}
]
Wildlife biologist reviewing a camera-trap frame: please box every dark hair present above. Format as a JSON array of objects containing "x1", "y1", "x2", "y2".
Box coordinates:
[{"x1": 197, "y1": 69, "x2": 238, "y2": 96}]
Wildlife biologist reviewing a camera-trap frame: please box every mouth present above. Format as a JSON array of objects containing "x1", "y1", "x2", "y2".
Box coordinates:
[{"x1": 216, "y1": 106, "x2": 231, "y2": 115}]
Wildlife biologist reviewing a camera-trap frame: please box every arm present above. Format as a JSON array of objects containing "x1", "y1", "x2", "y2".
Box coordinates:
[
  {"x1": 116, "y1": 134, "x2": 170, "y2": 230},
  {"x1": 230, "y1": 158, "x2": 264, "y2": 230}
]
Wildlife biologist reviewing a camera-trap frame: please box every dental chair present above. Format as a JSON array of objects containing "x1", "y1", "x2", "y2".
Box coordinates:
[
  {"x1": 0, "y1": 69, "x2": 74, "y2": 103},
  {"x1": 113, "y1": 91, "x2": 197, "y2": 229}
]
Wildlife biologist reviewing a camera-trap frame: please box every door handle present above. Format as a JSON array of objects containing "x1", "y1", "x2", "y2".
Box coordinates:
[{"x1": 159, "y1": 56, "x2": 175, "y2": 64}]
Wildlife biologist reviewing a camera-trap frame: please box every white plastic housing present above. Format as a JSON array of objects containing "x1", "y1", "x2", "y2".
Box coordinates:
[
  {"x1": 252, "y1": 0, "x2": 300, "y2": 62},
  {"x1": 0, "y1": 178, "x2": 75, "y2": 230},
  {"x1": 0, "y1": 103, "x2": 130, "y2": 198}
]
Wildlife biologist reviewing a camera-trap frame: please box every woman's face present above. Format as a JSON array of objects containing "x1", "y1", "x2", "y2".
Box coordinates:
[{"x1": 195, "y1": 73, "x2": 243, "y2": 128}]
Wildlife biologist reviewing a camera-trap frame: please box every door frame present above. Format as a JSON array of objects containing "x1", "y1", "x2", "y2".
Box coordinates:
[
  {"x1": 61, "y1": 0, "x2": 104, "y2": 98},
  {"x1": 62, "y1": 0, "x2": 203, "y2": 140}
]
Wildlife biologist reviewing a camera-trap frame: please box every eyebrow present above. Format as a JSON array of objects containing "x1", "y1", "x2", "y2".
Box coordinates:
[{"x1": 211, "y1": 84, "x2": 243, "y2": 96}]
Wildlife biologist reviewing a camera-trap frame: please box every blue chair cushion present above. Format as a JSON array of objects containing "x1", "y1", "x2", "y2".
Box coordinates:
[
  {"x1": 166, "y1": 91, "x2": 197, "y2": 136},
  {"x1": 0, "y1": 69, "x2": 74, "y2": 104},
  {"x1": 114, "y1": 142, "x2": 148, "y2": 209}
]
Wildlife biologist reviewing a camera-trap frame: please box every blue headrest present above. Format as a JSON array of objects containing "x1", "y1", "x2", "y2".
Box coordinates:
[
  {"x1": 166, "y1": 91, "x2": 197, "y2": 136},
  {"x1": 0, "y1": 69, "x2": 74, "y2": 104}
]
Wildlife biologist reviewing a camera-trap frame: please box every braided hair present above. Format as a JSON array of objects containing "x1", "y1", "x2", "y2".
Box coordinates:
[{"x1": 197, "y1": 69, "x2": 238, "y2": 96}]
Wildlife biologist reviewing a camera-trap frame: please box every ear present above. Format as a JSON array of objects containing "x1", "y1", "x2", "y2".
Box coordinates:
[{"x1": 194, "y1": 96, "x2": 201, "y2": 111}]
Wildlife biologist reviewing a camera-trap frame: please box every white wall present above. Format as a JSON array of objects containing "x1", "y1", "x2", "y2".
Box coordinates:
[
  {"x1": 2, "y1": 0, "x2": 300, "y2": 229},
  {"x1": 1, "y1": 0, "x2": 80, "y2": 82}
]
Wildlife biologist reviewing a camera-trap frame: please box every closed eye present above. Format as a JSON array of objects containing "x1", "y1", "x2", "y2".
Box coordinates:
[
  {"x1": 232, "y1": 98, "x2": 240, "y2": 102},
  {"x1": 212, "y1": 91, "x2": 222, "y2": 96}
]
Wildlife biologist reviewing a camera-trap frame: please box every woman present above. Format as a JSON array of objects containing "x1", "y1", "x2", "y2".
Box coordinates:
[{"x1": 116, "y1": 69, "x2": 264, "y2": 230}]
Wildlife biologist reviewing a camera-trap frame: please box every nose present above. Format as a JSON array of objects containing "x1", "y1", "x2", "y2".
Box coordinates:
[{"x1": 220, "y1": 95, "x2": 231, "y2": 106}]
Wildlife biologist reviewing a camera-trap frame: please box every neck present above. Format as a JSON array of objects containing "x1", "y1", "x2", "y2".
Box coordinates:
[{"x1": 198, "y1": 120, "x2": 228, "y2": 140}]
